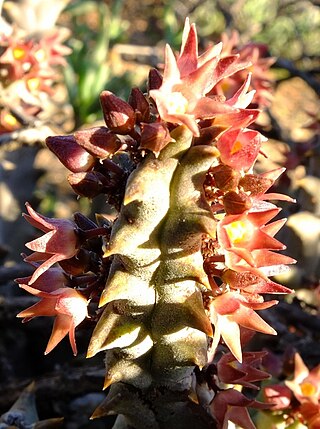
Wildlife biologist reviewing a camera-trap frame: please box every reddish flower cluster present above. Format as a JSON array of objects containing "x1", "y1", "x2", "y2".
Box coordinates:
[
  {"x1": 203, "y1": 151, "x2": 295, "y2": 364},
  {"x1": 15, "y1": 18, "x2": 295, "y2": 429},
  {"x1": 148, "y1": 19, "x2": 294, "y2": 426},
  {"x1": 0, "y1": 9, "x2": 70, "y2": 134},
  {"x1": 214, "y1": 30, "x2": 276, "y2": 108},
  {"x1": 149, "y1": 20, "x2": 251, "y2": 137},
  {"x1": 0, "y1": 31, "x2": 70, "y2": 83},
  {"x1": 263, "y1": 353, "x2": 320, "y2": 428},
  {"x1": 16, "y1": 203, "x2": 109, "y2": 355}
]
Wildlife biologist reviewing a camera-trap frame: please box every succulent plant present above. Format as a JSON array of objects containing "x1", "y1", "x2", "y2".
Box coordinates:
[{"x1": 16, "y1": 18, "x2": 295, "y2": 428}]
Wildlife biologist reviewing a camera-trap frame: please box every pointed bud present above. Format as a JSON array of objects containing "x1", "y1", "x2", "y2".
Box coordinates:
[
  {"x1": 74, "y1": 126, "x2": 121, "y2": 159},
  {"x1": 46, "y1": 135, "x2": 95, "y2": 173},
  {"x1": 139, "y1": 122, "x2": 172, "y2": 154},
  {"x1": 209, "y1": 164, "x2": 241, "y2": 191},
  {"x1": 100, "y1": 91, "x2": 135, "y2": 134},
  {"x1": 194, "y1": 125, "x2": 227, "y2": 146},
  {"x1": 222, "y1": 269, "x2": 293, "y2": 294},
  {"x1": 67, "y1": 172, "x2": 104, "y2": 198},
  {"x1": 58, "y1": 249, "x2": 92, "y2": 275},
  {"x1": 73, "y1": 212, "x2": 98, "y2": 230},
  {"x1": 148, "y1": 68, "x2": 163, "y2": 91},
  {"x1": 223, "y1": 190, "x2": 252, "y2": 214},
  {"x1": 128, "y1": 87, "x2": 150, "y2": 122},
  {"x1": 239, "y1": 174, "x2": 273, "y2": 196}
]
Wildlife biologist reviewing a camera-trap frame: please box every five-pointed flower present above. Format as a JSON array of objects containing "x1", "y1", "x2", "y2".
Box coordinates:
[
  {"x1": 149, "y1": 18, "x2": 249, "y2": 136},
  {"x1": 209, "y1": 291, "x2": 277, "y2": 362},
  {"x1": 210, "y1": 388, "x2": 269, "y2": 429},
  {"x1": 263, "y1": 354, "x2": 320, "y2": 428},
  {"x1": 216, "y1": 351, "x2": 270, "y2": 389},
  {"x1": 216, "y1": 128, "x2": 266, "y2": 172},
  {"x1": 217, "y1": 206, "x2": 295, "y2": 278},
  {"x1": 16, "y1": 277, "x2": 88, "y2": 356},
  {"x1": 23, "y1": 202, "x2": 79, "y2": 284},
  {"x1": 285, "y1": 353, "x2": 320, "y2": 406}
]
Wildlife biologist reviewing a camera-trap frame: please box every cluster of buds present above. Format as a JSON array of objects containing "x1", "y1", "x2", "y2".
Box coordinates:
[
  {"x1": 0, "y1": 1, "x2": 70, "y2": 134},
  {"x1": 16, "y1": 18, "x2": 295, "y2": 428},
  {"x1": 16, "y1": 203, "x2": 110, "y2": 355}
]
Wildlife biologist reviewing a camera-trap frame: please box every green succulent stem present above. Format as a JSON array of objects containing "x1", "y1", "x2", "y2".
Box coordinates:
[{"x1": 88, "y1": 126, "x2": 219, "y2": 428}]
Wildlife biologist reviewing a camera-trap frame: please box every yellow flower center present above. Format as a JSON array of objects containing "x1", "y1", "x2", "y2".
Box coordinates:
[
  {"x1": 225, "y1": 219, "x2": 254, "y2": 245},
  {"x1": 13, "y1": 47, "x2": 27, "y2": 60},
  {"x1": 230, "y1": 140, "x2": 243, "y2": 155},
  {"x1": 167, "y1": 92, "x2": 188, "y2": 115},
  {"x1": 300, "y1": 381, "x2": 317, "y2": 397},
  {"x1": 3, "y1": 113, "x2": 18, "y2": 127},
  {"x1": 220, "y1": 81, "x2": 231, "y2": 94},
  {"x1": 27, "y1": 77, "x2": 40, "y2": 92}
]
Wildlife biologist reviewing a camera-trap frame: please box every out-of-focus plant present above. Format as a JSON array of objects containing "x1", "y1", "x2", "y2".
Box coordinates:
[
  {"x1": 214, "y1": 31, "x2": 276, "y2": 108},
  {"x1": 63, "y1": 0, "x2": 131, "y2": 127},
  {"x1": 258, "y1": 353, "x2": 320, "y2": 429},
  {"x1": 162, "y1": 1, "x2": 183, "y2": 49},
  {"x1": 14, "y1": 17, "x2": 297, "y2": 429},
  {"x1": 0, "y1": 382, "x2": 64, "y2": 428},
  {"x1": 181, "y1": 0, "x2": 319, "y2": 71},
  {"x1": 0, "y1": 0, "x2": 71, "y2": 136}
]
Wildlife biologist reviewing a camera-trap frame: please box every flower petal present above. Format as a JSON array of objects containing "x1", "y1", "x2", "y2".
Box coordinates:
[
  {"x1": 178, "y1": 20, "x2": 198, "y2": 76},
  {"x1": 28, "y1": 253, "x2": 67, "y2": 284},
  {"x1": 45, "y1": 314, "x2": 72, "y2": 355}
]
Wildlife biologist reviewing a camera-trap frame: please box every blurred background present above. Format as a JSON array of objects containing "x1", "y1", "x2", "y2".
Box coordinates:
[{"x1": 0, "y1": 0, "x2": 319, "y2": 427}]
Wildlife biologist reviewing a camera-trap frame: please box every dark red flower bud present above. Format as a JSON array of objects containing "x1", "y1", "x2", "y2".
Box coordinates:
[
  {"x1": 73, "y1": 212, "x2": 98, "y2": 230},
  {"x1": 23, "y1": 203, "x2": 80, "y2": 284},
  {"x1": 148, "y1": 68, "x2": 163, "y2": 91},
  {"x1": 100, "y1": 91, "x2": 135, "y2": 134},
  {"x1": 239, "y1": 174, "x2": 273, "y2": 196},
  {"x1": 209, "y1": 165, "x2": 240, "y2": 191},
  {"x1": 74, "y1": 127, "x2": 121, "y2": 159},
  {"x1": 194, "y1": 125, "x2": 227, "y2": 146},
  {"x1": 223, "y1": 190, "x2": 252, "y2": 214},
  {"x1": 46, "y1": 135, "x2": 95, "y2": 173},
  {"x1": 139, "y1": 122, "x2": 172, "y2": 155},
  {"x1": 59, "y1": 249, "x2": 92, "y2": 275},
  {"x1": 68, "y1": 171, "x2": 105, "y2": 198},
  {"x1": 128, "y1": 87, "x2": 150, "y2": 123}
]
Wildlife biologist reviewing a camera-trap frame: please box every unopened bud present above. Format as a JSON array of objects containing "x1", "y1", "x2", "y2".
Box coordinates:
[
  {"x1": 239, "y1": 174, "x2": 273, "y2": 196},
  {"x1": 100, "y1": 91, "x2": 135, "y2": 134},
  {"x1": 209, "y1": 165, "x2": 240, "y2": 191},
  {"x1": 223, "y1": 190, "x2": 252, "y2": 214},
  {"x1": 73, "y1": 212, "x2": 98, "y2": 230},
  {"x1": 222, "y1": 269, "x2": 257, "y2": 290},
  {"x1": 74, "y1": 127, "x2": 121, "y2": 159},
  {"x1": 140, "y1": 122, "x2": 172, "y2": 155},
  {"x1": 128, "y1": 87, "x2": 150, "y2": 122},
  {"x1": 59, "y1": 249, "x2": 92, "y2": 275},
  {"x1": 148, "y1": 68, "x2": 163, "y2": 91},
  {"x1": 68, "y1": 171, "x2": 105, "y2": 198},
  {"x1": 46, "y1": 135, "x2": 95, "y2": 173},
  {"x1": 194, "y1": 125, "x2": 227, "y2": 146}
]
